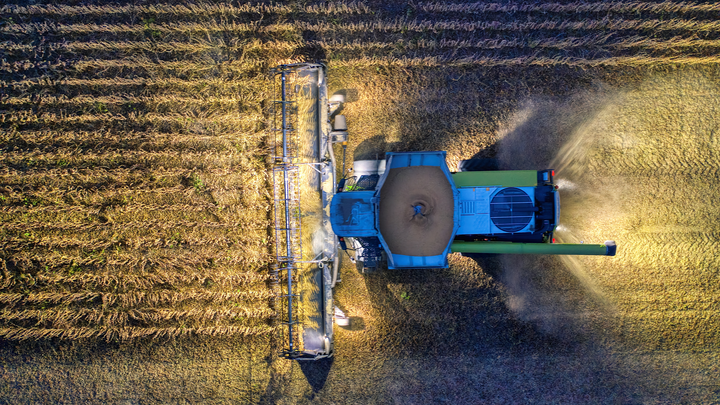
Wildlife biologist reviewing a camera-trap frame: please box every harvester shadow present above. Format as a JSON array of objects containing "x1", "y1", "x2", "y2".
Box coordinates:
[
  {"x1": 333, "y1": 301, "x2": 365, "y2": 331},
  {"x1": 361, "y1": 266, "x2": 545, "y2": 356},
  {"x1": 361, "y1": 253, "x2": 613, "y2": 357},
  {"x1": 359, "y1": 65, "x2": 623, "y2": 157},
  {"x1": 346, "y1": 316, "x2": 365, "y2": 330},
  {"x1": 291, "y1": 42, "x2": 326, "y2": 63},
  {"x1": 352, "y1": 135, "x2": 402, "y2": 162},
  {"x1": 471, "y1": 254, "x2": 614, "y2": 344},
  {"x1": 297, "y1": 357, "x2": 333, "y2": 393}
]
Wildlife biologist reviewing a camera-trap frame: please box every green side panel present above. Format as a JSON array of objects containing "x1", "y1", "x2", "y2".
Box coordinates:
[
  {"x1": 451, "y1": 171, "x2": 537, "y2": 188},
  {"x1": 451, "y1": 241, "x2": 611, "y2": 256}
]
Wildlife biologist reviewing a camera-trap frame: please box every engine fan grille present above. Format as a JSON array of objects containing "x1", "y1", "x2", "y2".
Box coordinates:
[{"x1": 490, "y1": 187, "x2": 534, "y2": 233}]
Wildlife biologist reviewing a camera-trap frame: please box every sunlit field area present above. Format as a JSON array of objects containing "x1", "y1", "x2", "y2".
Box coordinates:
[{"x1": 1, "y1": 1, "x2": 720, "y2": 403}]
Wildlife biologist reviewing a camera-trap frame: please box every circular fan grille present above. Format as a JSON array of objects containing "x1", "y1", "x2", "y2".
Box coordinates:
[{"x1": 490, "y1": 187, "x2": 534, "y2": 233}]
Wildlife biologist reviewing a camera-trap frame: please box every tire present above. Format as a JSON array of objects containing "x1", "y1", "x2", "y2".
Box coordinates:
[
  {"x1": 458, "y1": 158, "x2": 499, "y2": 172},
  {"x1": 359, "y1": 263, "x2": 379, "y2": 274}
]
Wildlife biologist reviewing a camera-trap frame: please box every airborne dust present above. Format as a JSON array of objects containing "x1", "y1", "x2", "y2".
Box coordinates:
[{"x1": 493, "y1": 70, "x2": 720, "y2": 352}]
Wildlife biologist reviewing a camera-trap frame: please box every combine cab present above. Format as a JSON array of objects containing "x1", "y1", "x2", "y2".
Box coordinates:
[{"x1": 269, "y1": 64, "x2": 616, "y2": 360}]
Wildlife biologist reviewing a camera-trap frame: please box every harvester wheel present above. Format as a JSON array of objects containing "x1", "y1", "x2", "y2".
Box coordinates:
[
  {"x1": 334, "y1": 307, "x2": 350, "y2": 327},
  {"x1": 356, "y1": 260, "x2": 378, "y2": 274},
  {"x1": 458, "y1": 158, "x2": 498, "y2": 172}
]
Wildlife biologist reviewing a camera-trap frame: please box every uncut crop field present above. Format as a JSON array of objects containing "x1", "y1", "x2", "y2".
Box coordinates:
[{"x1": 2, "y1": 0, "x2": 720, "y2": 403}]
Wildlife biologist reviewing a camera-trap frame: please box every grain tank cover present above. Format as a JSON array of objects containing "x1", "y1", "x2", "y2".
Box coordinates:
[{"x1": 375, "y1": 152, "x2": 460, "y2": 268}]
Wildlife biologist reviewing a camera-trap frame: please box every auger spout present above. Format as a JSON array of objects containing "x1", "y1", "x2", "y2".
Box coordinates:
[{"x1": 451, "y1": 240, "x2": 617, "y2": 256}]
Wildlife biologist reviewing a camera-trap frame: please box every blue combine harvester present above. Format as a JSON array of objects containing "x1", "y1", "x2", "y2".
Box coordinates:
[
  {"x1": 332, "y1": 151, "x2": 616, "y2": 273},
  {"x1": 269, "y1": 64, "x2": 616, "y2": 360}
]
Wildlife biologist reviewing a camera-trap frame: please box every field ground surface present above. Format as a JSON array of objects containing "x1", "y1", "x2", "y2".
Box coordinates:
[{"x1": 1, "y1": 0, "x2": 720, "y2": 403}]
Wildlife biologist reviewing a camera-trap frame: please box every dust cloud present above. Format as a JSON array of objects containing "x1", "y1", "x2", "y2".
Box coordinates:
[
  {"x1": 491, "y1": 68, "x2": 720, "y2": 349},
  {"x1": 491, "y1": 87, "x2": 622, "y2": 337}
]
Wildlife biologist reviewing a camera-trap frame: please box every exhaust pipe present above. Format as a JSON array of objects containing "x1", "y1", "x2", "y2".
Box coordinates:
[{"x1": 451, "y1": 240, "x2": 617, "y2": 256}]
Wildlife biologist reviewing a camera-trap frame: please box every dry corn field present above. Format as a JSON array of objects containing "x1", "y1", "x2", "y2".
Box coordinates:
[{"x1": 1, "y1": 0, "x2": 720, "y2": 403}]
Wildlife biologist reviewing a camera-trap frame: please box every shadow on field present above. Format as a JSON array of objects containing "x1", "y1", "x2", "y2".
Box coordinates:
[
  {"x1": 291, "y1": 42, "x2": 326, "y2": 63},
  {"x1": 477, "y1": 254, "x2": 613, "y2": 340},
  {"x1": 361, "y1": 254, "x2": 610, "y2": 357},
  {"x1": 298, "y1": 357, "x2": 333, "y2": 393},
  {"x1": 359, "y1": 257, "x2": 657, "y2": 403},
  {"x1": 352, "y1": 135, "x2": 404, "y2": 161}
]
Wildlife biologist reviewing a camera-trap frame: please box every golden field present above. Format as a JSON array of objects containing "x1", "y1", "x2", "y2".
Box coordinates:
[{"x1": 1, "y1": 1, "x2": 719, "y2": 403}]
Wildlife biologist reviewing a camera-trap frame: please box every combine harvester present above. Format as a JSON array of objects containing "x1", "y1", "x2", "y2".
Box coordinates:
[{"x1": 269, "y1": 63, "x2": 616, "y2": 360}]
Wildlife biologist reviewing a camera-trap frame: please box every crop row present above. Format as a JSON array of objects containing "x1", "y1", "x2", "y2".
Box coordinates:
[
  {"x1": 0, "y1": 187, "x2": 267, "y2": 212},
  {"x1": 5, "y1": 18, "x2": 720, "y2": 37},
  {"x1": 0, "y1": 289, "x2": 274, "y2": 308},
  {"x1": 1, "y1": 115, "x2": 262, "y2": 138},
  {"x1": 2, "y1": 57, "x2": 268, "y2": 81},
  {"x1": 0, "y1": 201, "x2": 218, "y2": 217},
  {"x1": 0, "y1": 168, "x2": 266, "y2": 195},
  {"x1": 0, "y1": 150, "x2": 254, "y2": 174},
  {"x1": 0, "y1": 187, "x2": 246, "y2": 212},
  {"x1": 0, "y1": 306, "x2": 274, "y2": 327},
  {"x1": 0, "y1": 142, "x2": 255, "y2": 162},
  {"x1": 1, "y1": 113, "x2": 263, "y2": 136},
  {"x1": 4, "y1": 1, "x2": 718, "y2": 21},
  {"x1": 325, "y1": 54, "x2": 720, "y2": 68},
  {"x1": 6, "y1": 35, "x2": 719, "y2": 60},
  {"x1": 1, "y1": 135, "x2": 247, "y2": 159},
  {"x1": 3, "y1": 268, "x2": 271, "y2": 292},
  {"x1": 2, "y1": 94, "x2": 263, "y2": 115},
  {"x1": 319, "y1": 35, "x2": 720, "y2": 52},
  {"x1": 2, "y1": 76, "x2": 256, "y2": 98},
  {"x1": 0, "y1": 226, "x2": 267, "y2": 251},
  {"x1": 0, "y1": 231, "x2": 270, "y2": 269},
  {"x1": 1, "y1": 127, "x2": 265, "y2": 148},
  {"x1": 298, "y1": 18, "x2": 720, "y2": 34},
  {"x1": 5, "y1": 225, "x2": 267, "y2": 249},
  {"x1": 1, "y1": 1, "x2": 372, "y2": 18},
  {"x1": 2, "y1": 215, "x2": 245, "y2": 235},
  {"x1": 417, "y1": 1, "x2": 720, "y2": 14},
  {"x1": 0, "y1": 38, "x2": 287, "y2": 56},
  {"x1": 0, "y1": 180, "x2": 266, "y2": 208},
  {"x1": 0, "y1": 325, "x2": 277, "y2": 340}
]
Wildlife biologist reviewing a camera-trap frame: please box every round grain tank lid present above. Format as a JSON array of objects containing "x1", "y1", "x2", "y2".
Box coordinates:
[{"x1": 378, "y1": 166, "x2": 455, "y2": 257}]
